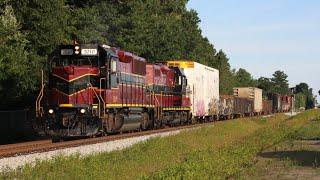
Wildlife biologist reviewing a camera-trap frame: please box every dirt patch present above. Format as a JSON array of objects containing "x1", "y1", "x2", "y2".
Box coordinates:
[{"x1": 249, "y1": 140, "x2": 320, "y2": 179}]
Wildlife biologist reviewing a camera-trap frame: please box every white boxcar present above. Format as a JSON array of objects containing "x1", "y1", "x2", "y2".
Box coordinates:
[
  {"x1": 167, "y1": 61, "x2": 219, "y2": 117},
  {"x1": 233, "y1": 87, "x2": 263, "y2": 113}
]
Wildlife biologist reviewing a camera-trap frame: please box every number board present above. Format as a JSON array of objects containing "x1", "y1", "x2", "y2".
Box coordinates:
[{"x1": 81, "y1": 49, "x2": 98, "y2": 56}]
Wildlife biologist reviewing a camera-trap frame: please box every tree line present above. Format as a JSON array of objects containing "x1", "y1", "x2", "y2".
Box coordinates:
[{"x1": 0, "y1": 0, "x2": 317, "y2": 109}]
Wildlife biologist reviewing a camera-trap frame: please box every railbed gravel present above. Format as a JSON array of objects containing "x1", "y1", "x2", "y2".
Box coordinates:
[{"x1": 0, "y1": 127, "x2": 198, "y2": 171}]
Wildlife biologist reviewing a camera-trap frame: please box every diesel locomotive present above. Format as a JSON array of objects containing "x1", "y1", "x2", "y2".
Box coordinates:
[{"x1": 35, "y1": 43, "x2": 191, "y2": 141}]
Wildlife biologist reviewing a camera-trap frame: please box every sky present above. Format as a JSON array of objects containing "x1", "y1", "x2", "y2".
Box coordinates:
[{"x1": 187, "y1": 0, "x2": 320, "y2": 103}]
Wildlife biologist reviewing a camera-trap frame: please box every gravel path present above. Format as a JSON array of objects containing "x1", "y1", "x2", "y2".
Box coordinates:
[
  {"x1": 0, "y1": 129, "x2": 186, "y2": 171},
  {"x1": 285, "y1": 112, "x2": 299, "y2": 116}
]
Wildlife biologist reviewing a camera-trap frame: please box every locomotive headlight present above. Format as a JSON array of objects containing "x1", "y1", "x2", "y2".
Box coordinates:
[
  {"x1": 75, "y1": 46, "x2": 80, "y2": 55},
  {"x1": 48, "y1": 109, "x2": 54, "y2": 114},
  {"x1": 80, "y1": 108, "x2": 86, "y2": 114}
]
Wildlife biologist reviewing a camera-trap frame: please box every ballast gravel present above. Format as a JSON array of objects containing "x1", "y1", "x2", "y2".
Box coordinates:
[{"x1": 0, "y1": 129, "x2": 190, "y2": 171}]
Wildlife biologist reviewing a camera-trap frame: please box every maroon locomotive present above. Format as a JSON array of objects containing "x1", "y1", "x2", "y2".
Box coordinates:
[{"x1": 36, "y1": 43, "x2": 191, "y2": 141}]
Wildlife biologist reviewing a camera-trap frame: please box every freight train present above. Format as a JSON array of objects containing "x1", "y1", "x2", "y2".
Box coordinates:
[{"x1": 35, "y1": 43, "x2": 293, "y2": 142}]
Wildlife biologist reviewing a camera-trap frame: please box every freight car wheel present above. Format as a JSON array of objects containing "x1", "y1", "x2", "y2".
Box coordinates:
[
  {"x1": 52, "y1": 136, "x2": 61, "y2": 143},
  {"x1": 188, "y1": 113, "x2": 193, "y2": 124}
]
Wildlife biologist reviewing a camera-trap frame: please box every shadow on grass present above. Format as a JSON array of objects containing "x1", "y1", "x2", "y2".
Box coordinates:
[
  {"x1": 298, "y1": 138, "x2": 320, "y2": 141},
  {"x1": 259, "y1": 150, "x2": 320, "y2": 167}
]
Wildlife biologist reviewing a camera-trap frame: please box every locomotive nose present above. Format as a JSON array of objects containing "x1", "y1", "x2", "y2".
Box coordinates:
[
  {"x1": 50, "y1": 66, "x2": 98, "y2": 106},
  {"x1": 63, "y1": 66, "x2": 75, "y2": 75}
]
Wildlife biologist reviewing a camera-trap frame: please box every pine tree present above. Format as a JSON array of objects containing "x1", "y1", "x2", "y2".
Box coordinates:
[
  {"x1": 214, "y1": 50, "x2": 235, "y2": 94},
  {"x1": 271, "y1": 70, "x2": 289, "y2": 95},
  {"x1": 234, "y1": 68, "x2": 256, "y2": 87}
]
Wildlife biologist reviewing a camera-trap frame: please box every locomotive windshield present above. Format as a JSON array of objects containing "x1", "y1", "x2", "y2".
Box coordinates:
[
  {"x1": 51, "y1": 56, "x2": 98, "y2": 67},
  {"x1": 48, "y1": 45, "x2": 101, "y2": 95}
]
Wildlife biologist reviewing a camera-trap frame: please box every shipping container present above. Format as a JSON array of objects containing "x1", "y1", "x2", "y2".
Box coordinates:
[
  {"x1": 167, "y1": 61, "x2": 219, "y2": 117},
  {"x1": 233, "y1": 87, "x2": 263, "y2": 113},
  {"x1": 262, "y1": 100, "x2": 273, "y2": 115},
  {"x1": 233, "y1": 97, "x2": 254, "y2": 116}
]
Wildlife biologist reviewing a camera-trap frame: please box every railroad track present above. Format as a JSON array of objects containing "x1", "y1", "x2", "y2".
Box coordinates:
[{"x1": 0, "y1": 121, "x2": 215, "y2": 158}]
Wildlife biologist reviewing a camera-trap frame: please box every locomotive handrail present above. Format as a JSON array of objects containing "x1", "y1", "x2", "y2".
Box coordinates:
[
  {"x1": 99, "y1": 78, "x2": 106, "y2": 101},
  {"x1": 36, "y1": 84, "x2": 45, "y2": 117},
  {"x1": 36, "y1": 70, "x2": 45, "y2": 117},
  {"x1": 88, "y1": 83, "x2": 106, "y2": 119}
]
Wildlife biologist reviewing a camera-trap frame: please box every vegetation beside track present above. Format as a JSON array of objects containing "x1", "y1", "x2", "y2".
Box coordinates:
[
  {"x1": 241, "y1": 112, "x2": 320, "y2": 179},
  {"x1": 147, "y1": 111, "x2": 319, "y2": 179},
  {"x1": 1, "y1": 110, "x2": 319, "y2": 179}
]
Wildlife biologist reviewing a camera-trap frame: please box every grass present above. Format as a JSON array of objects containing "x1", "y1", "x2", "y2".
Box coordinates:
[
  {"x1": 295, "y1": 117, "x2": 320, "y2": 140},
  {"x1": 147, "y1": 111, "x2": 320, "y2": 179},
  {"x1": 241, "y1": 111, "x2": 320, "y2": 179},
  {"x1": 1, "y1": 110, "x2": 319, "y2": 180}
]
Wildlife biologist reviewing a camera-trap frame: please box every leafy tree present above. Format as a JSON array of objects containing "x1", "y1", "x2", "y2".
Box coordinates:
[
  {"x1": 318, "y1": 90, "x2": 320, "y2": 96},
  {"x1": 107, "y1": 0, "x2": 194, "y2": 61},
  {"x1": 0, "y1": 4, "x2": 37, "y2": 109},
  {"x1": 11, "y1": 0, "x2": 70, "y2": 57},
  {"x1": 305, "y1": 88, "x2": 315, "y2": 109},
  {"x1": 257, "y1": 77, "x2": 273, "y2": 96},
  {"x1": 271, "y1": 70, "x2": 289, "y2": 95},
  {"x1": 0, "y1": 0, "x2": 256, "y2": 108},
  {"x1": 90, "y1": 0, "x2": 234, "y2": 94},
  {"x1": 294, "y1": 83, "x2": 315, "y2": 109},
  {"x1": 295, "y1": 83, "x2": 316, "y2": 109},
  {"x1": 295, "y1": 83, "x2": 309, "y2": 94},
  {"x1": 67, "y1": 1, "x2": 116, "y2": 44},
  {"x1": 295, "y1": 93, "x2": 306, "y2": 109}
]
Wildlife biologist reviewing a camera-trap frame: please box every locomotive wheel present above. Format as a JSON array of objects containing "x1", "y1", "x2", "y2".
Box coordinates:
[
  {"x1": 141, "y1": 112, "x2": 149, "y2": 130},
  {"x1": 148, "y1": 111, "x2": 155, "y2": 129},
  {"x1": 107, "y1": 113, "x2": 115, "y2": 133},
  {"x1": 114, "y1": 112, "x2": 124, "y2": 131}
]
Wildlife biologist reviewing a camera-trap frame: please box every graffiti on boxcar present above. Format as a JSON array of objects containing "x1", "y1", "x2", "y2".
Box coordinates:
[{"x1": 196, "y1": 100, "x2": 205, "y2": 116}]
